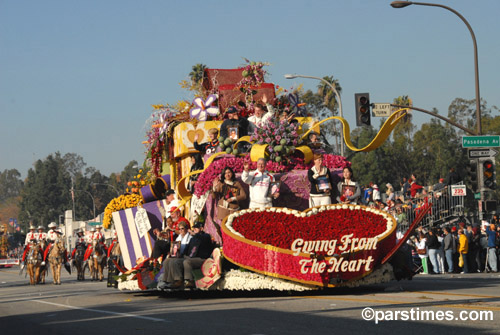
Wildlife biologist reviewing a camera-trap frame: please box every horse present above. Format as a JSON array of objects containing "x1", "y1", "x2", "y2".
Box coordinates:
[
  {"x1": 73, "y1": 243, "x2": 87, "y2": 281},
  {"x1": 48, "y1": 239, "x2": 65, "y2": 285},
  {"x1": 88, "y1": 239, "x2": 106, "y2": 281},
  {"x1": 26, "y1": 241, "x2": 43, "y2": 285}
]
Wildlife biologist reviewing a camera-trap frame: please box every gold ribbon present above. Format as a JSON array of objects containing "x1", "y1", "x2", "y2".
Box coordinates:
[{"x1": 300, "y1": 108, "x2": 409, "y2": 152}]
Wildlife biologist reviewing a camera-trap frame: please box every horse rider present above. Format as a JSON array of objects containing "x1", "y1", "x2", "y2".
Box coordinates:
[
  {"x1": 71, "y1": 228, "x2": 87, "y2": 261},
  {"x1": 20, "y1": 225, "x2": 37, "y2": 269},
  {"x1": 36, "y1": 225, "x2": 47, "y2": 242},
  {"x1": 42, "y1": 222, "x2": 70, "y2": 268},
  {"x1": 84, "y1": 226, "x2": 107, "y2": 261}
]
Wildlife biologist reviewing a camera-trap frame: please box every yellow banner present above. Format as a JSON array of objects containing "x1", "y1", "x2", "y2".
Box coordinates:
[{"x1": 300, "y1": 108, "x2": 409, "y2": 152}]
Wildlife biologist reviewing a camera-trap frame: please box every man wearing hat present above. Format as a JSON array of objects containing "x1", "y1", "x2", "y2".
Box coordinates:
[
  {"x1": 36, "y1": 225, "x2": 47, "y2": 242},
  {"x1": 20, "y1": 225, "x2": 37, "y2": 267},
  {"x1": 170, "y1": 206, "x2": 190, "y2": 230},
  {"x1": 219, "y1": 106, "x2": 250, "y2": 149},
  {"x1": 84, "y1": 227, "x2": 97, "y2": 261},
  {"x1": 194, "y1": 128, "x2": 219, "y2": 156},
  {"x1": 163, "y1": 189, "x2": 179, "y2": 222},
  {"x1": 84, "y1": 226, "x2": 106, "y2": 261},
  {"x1": 42, "y1": 222, "x2": 62, "y2": 266},
  {"x1": 71, "y1": 228, "x2": 87, "y2": 260},
  {"x1": 434, "y1": 178, "x2": 446, "y2": 191},
  {"x1": 24, "y1": 225, "x2": 37, "y2": 246}
]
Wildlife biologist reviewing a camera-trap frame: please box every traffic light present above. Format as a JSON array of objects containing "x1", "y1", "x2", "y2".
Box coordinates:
[
  {"x1": 468, "y1": 160, "x2": 478, "y2": 191},
  {"x1": 482, "y1": 159, "x2": 496, "y2": 190},
  {"x1": 355, "y1": 93, "x2": 371, "y2": 126}
]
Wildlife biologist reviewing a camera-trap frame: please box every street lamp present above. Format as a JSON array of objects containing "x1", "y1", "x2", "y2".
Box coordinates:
[
  {"x1": 284, "y1": 74, "x2": 345, "y2": 156},
  {"x1": 74, "y1": 189, "x2": 96, "y2": 220},
  {"x1": 390, "y1": 1, "x2": 482, "y2": 135}
]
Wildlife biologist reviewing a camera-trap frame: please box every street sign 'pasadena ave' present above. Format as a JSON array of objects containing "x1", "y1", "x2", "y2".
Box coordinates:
[{"x1": 462, "y1": 135, "x2": 500, "y2": 148}]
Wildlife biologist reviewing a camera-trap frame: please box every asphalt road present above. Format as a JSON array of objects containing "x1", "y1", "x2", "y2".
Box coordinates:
[{"x1": 1, "y1": 266, "x2": 499, "y2": 335}]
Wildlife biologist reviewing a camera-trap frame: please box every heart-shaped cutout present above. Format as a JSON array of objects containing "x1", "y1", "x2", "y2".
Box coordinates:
[
  {"x1": 187, "y1": 129, "x2": 205, "y2": 144},
  {"x1": 222, "y1": 204, "x2": 396, "y2": 287}
]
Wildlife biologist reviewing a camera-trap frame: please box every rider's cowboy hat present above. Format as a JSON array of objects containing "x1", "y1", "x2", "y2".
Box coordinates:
[
  {"x1": 37, "y1": 225, "x2": 45, "y2": 230},
  {"x1": 29, "y1": 225, "x2": 36, "y2": 230},
  {"x1": 90, "y1": 227, "x2": 96, "y2": 232},
  {"x1": 48, "y1": 222, "x2": 57, "y2": 228}
]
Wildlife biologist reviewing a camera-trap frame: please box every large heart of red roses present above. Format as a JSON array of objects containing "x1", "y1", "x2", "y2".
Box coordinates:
[{"x1": 221, "y1": 204, "x2": 397, "y2": 287}]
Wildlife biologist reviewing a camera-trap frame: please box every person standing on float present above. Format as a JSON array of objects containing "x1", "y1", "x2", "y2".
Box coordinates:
[
  {"x1": 242, "y1": 158, "x2": 279, "y2": 209},
  {"x1": 308, "y1": 153, "x2": 334, "y2": 207},
  {"x1": 336, "y1": 166, "x2": 361, "y2": 204}
]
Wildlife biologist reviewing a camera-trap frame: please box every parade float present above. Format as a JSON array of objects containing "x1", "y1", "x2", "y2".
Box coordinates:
[{"x1": 104, "y1": 60, "x2": 426, "y2": 291}]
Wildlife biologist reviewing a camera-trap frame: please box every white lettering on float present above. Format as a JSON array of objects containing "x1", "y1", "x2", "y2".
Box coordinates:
[
  {"x1": 298, "y1": 256, "x2": 375, "y2": 274},
  {"x1": 291, "y1": 234, "x2": 378, "y2": 256},
  {"x1": 292, "y1": 234, "x2": 379, "y2": 275}
]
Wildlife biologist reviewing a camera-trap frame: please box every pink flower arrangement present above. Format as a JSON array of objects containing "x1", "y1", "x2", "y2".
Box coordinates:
[{"x1": 193, "y1": 154, "x2": 350, "y2": 196}]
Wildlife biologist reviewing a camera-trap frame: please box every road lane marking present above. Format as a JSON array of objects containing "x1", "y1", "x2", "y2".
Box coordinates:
[
  {"x1": 297, "y1": 296, "x2": 500, "y2": 311},
  {"x1": 32, "y1": 300, "x2": 169, "y2": 322},
  {"x1": 412, "y1": 291, "x2": 500, "y2": 299}
]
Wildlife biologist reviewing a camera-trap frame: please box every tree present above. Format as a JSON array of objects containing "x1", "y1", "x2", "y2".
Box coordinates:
[
  {"x1": 296, "y1": 76, "x2": 343, "y2": 154},
  {"x1": 113, "y1": 160, "x2": 140, "y2": 194},
  {"x1": 188, "y1": 63, "x2": 207, "y2": 93},
  {"x1": 411, "y1": 119, "x2": 466, "y2": 185},
  {"x1": 447, "y1": 98, "x2": 492, "y2": 135},
  {"x1": 0, "y1": 169, "x2": 23, "y2": 203},
  {"x1": 19, "y1": 153, "x2": 72, "y2": 228},
  {"x1": 316, "y1": 76, "x2": 342, "y2": 154}
]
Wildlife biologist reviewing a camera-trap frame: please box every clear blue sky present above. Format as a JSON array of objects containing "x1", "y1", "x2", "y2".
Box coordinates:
[{"x1": 1, "y1": 0, "x2": 499, "y2": 178}]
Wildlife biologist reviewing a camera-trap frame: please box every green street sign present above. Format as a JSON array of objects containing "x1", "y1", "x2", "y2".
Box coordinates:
[
  {"x1": 88, "y1": 221, "x2": 102, "y2": 226},
  {"x1": 462, "y1": 135, "x2": 500, "y2": 148},
  {"x1": 474, "y1": 192, "x2": 481, "y2": 200}
]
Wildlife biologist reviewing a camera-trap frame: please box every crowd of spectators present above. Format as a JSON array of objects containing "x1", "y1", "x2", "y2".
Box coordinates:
[{"x1": 408, "y1": 218, "x2": 499, "y2": 275}]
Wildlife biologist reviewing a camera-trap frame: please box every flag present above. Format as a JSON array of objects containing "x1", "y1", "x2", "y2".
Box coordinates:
[{"x1": 71, "y1": 188, "x2": 75, "y2": 201}]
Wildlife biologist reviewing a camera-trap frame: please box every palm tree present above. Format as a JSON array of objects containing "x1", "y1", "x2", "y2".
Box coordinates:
[
  {"x1": 317, "y1": 76, "x2": 342, "y2": 116},
  {"x1": 316, "y1": 76, "x2": 343, "y2": 154},
  {"x1": 392, "y1": 95, "x2": 415, "y2": 138},
  {"x1": 189, "y1": 63, "x2": 207, "y2": 85}
]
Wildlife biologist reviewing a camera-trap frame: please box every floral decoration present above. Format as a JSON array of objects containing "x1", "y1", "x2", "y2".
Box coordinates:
[
  {"x1": 250, "y1": 118, "x2": 299, "y2": 163},
  {"x1": 236, "y1": 59, "x2": 270, "y2": 108},
  {"x1": 189, "y1": 94, "x2": 219, "y2": 121},
  {"x1": 221, "y1": 204, "x2": 397, "y2": 287},
  {"x1": 103, "y1": 193, "x2": 143, "y2": 229},
  {"x1": 193, "y1": 154, "x2": 350, "y2": 197},
  {"x1": 229, "y1": 206, "x2": 390, "y2": 251}
]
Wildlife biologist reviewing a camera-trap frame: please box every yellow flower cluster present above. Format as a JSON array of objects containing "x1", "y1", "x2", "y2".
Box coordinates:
[{"x1": 103, "y1": 193, "x2": 143, "y2": 229}]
